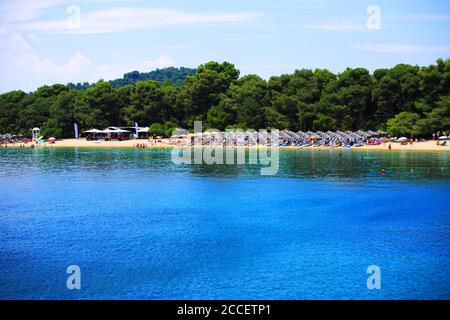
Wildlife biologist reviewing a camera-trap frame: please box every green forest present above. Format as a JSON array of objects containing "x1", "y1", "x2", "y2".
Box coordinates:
[
  {"x1": 0, "y1": 60, "x2": 449, "y2": 138},
  {"x1": 67, "y1": 66, "x2": 197, "y2": 90}
]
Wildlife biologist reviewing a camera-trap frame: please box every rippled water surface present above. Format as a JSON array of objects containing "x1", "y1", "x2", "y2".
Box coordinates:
[{"x1": 0, "y1": 148, "x2": 449, "y2": 299}]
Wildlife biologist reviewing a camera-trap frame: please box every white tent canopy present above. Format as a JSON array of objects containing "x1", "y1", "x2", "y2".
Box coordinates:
[
  {"x1": 137, "y1": 127, "x2": 149, "y2": 133},
  {"x1": 83, "y1": 129, "x2": 103, "y2": 134},
  {"x1": 111, "y1": 129, "x2": 130, "y2": 133}
]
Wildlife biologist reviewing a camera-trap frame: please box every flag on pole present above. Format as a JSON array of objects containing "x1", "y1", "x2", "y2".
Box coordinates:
[
  {"x1": 74, "y1": 123, "x2": 79, "y2": 139},
  {"x1": 135, "y1": 122, "x2": 139, "y2": 139}
]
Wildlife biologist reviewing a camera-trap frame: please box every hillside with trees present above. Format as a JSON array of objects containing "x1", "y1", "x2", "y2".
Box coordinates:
[
  {"x1": 1, "y1": 60, "x2": 449, "y2": 138},
  {"x1": 67, "y1": 67, "x2": 197, "y2": 90}
]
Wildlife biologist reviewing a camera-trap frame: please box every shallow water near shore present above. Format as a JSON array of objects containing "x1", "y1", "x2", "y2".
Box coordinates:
[{"x1": 0, "y1": 148, "x2": 449, "y2": 299}]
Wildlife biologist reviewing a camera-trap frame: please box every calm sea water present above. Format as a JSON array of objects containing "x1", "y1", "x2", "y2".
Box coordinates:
[{"x1": 0, "y1": 147, "x2": 449, "y2": 300}]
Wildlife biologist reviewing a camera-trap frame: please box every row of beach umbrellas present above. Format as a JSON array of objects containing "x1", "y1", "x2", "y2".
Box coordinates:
[{"x1": 83, "y1": 128, "x2": 131, "y2": 134}]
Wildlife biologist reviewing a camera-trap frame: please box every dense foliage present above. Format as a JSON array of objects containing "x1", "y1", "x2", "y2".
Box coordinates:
[
  {"x1": 1, "y1": 60, "x2": 449, "y2": 138},
  {"x1": 68, "y1": 67, "x2": 197, "y2": 90}
]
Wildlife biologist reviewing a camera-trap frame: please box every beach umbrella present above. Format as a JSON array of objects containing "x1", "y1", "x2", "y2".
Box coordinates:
[
  {"x1": 83, "y1": 129, "x2": 103, "y2": 133},
  {"x1": 108, "y1": 129, "x2": 130, "y2": 140},
  {"x1": 287, "y1": 131, "x2": 302, "y2": 140},
  {"x1": 356, "y1": 130, "x2": 368, "y2": 138},
  {"x1": 112, "y1": 129, "x2": 130, "y2": 133},
  {"x1": 336, "y1": 131, "x2": 351, "y2": 139},
  {"x1": 439, "y1": 136, "x2": 448, "y2": 140},
  {"x1": 397, "y1": 137, "x2": 408, "y2": 142},
  {"x1": 279, "y1": 131, "x2": 291, "y2": 140},
  {"x1": 316, "y1": 131, "x2": 330, "y2": 139},
  {"x1": 83, "y1": 128, "x2": 103, "y2": 140}
]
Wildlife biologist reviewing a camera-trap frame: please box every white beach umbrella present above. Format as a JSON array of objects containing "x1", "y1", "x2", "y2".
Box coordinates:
[
  {"x1": 83, "y1": 129, "x2": 103, "y2": 134},
  {"x1": 112, "y1": 129, "x2": 130, "y2": 133},
  {"x1": 83, "y1": 128, "x2": 103, "y2": 140},
  {"x1": 439, "y1": 136, "x2": 448, "y2": 140},
  {"x1": 397, "y1": 137, "x2": 408, "y2": 142}
]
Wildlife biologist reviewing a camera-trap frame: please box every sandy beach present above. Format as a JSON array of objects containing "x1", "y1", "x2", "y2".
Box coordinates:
[{"x1": 2, "y1": 138, "x2": 449, "y2": 152}]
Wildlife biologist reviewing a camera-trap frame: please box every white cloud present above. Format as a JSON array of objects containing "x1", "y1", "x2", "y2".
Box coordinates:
[
  {"x1": 353, "y1": 43, "x2": 450, "y2": 53},
  {"x1": 90, "y1": 55, "x2": 175, "y2": 83},
  {"x1": 388, "y1": 14, "x2": 450, "y2": 22},
  {"x1": 276, "y1": 0, "x2": 332, "y2": 9},
  {"x1": 33, "y1": 52, "x2": 91, "y2": 80},
  {"x1": 305, "y1": 19, "x2": 367, "y2": 31},
  {"x1": 0, "y1": 33, "x2": 174, "y2": 91},
  {"x1": 1, "y1": 33, "x2": 90, "y2": 84},
  {"x1": 26, "y1": 33, "x2": 41, "y2": 44},
  {"x1": 159, "y1": 44, "x2": 193, "y2": 50},
  {"x1": 13, "y1": 7, "x2": 263, "y2": 34},
  {"x1": 0, "y1": 0, "x2": 66, "y2": 23}
]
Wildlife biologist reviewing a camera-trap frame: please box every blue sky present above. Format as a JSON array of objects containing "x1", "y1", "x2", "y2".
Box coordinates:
[{"x1": 0, "y1": 0, "x2": 449, "y2": 93}]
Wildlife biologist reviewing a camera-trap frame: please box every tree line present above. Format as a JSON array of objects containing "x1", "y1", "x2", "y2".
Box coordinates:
[
  {"x1": 0, "y1": 60, "x2": 449, "y2": 138},
  {"x1": 67, "y1": 67, "x2": 197, "y2": 90}
]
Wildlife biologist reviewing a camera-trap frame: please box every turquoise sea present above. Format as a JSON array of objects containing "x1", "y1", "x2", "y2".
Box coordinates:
[{"x1": 0, "y1": 147, "x2": 449, "y2": 299}]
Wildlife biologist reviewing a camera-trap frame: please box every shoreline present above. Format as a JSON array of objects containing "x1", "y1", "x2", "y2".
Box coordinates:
[{"x1": 1, "y1": 138, "x2": 449, "y2": 152}]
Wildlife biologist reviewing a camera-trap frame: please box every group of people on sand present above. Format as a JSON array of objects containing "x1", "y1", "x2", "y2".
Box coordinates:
[
  {"x1": 2, "y1": 142, "x2": 28, "y2": 148},
  {"x1": 135, "y1": 139, "x2": 160, "y2": 148},
  {"x1": 432, "y1": 131, "x2": 448, "y2": 146},
  {"x1": 135, "y1": 143, "x2": 148, "y2": 149},
  {"x1": 135, "y1": 143, "x2": 151, "y2": 149}
]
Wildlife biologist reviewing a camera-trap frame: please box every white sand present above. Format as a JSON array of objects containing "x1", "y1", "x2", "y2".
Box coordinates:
[{"x1": 3, "y1": 138, "x2": 449, "y2": 152}]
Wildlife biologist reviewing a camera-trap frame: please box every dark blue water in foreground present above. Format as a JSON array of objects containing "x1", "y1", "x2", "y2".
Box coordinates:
[{"x1": 0, "y1": 148, "x2": 449, "y2": 299}]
